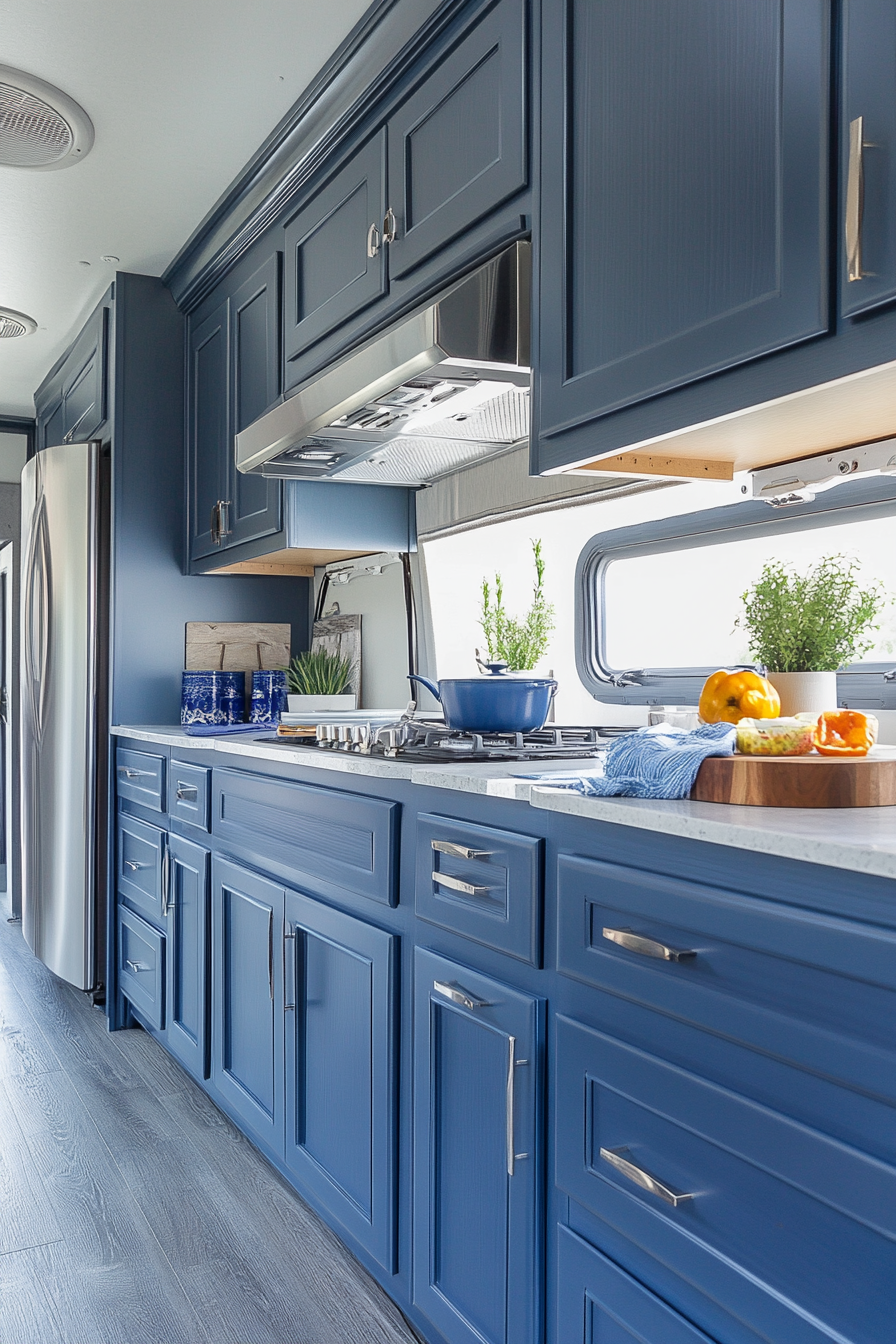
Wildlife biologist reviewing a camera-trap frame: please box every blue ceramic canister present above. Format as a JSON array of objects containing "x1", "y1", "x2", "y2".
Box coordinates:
[
  {"x1": 250, "y1": 669, "x2": 288, "y2": 724},
  {"x1": 181, "y1": 670, "x2": 246, "y2": 726}
]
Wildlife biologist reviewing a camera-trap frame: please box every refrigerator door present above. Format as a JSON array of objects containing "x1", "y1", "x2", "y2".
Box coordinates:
[{"x1": 20, "y1": 442, "x2": 100, "y2": 990}]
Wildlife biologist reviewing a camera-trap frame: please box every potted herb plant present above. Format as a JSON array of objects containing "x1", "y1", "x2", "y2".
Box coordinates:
[
  {"x1": 737, "y1": 556, "x2": 885, "y2": 716},
  {"x1": 286, "y1": 647, "x2": 358, "y2": 712},
  {"x1": 480, "y1": 539, "x2": 556, "y2": 671}
]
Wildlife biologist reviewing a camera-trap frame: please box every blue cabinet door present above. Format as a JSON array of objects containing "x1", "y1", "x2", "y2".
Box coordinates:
[
  {"x1": 386, "y1": 0, "x2": 528, "y2": 280},
  {"x1": 166, "y1": 834, "x2": 210, "y2": 1081},
  {"x1": 840, "y1": 1, "x2": 896, "y2": 316},
  {"x1": 210, "y1": 857, "x2": 284, "y2": 1154},
  {"x1": 188, "y1": 299, "x2": 228, "y2": 561},
  {"x1": 537, "y1": 0, "x2": 829, "y2": 442},
  {"x1": 62, "y1": 305, "x2": 108, "y2": 442},
  {"x1": 228, "y1": 252, "x2": 282, "y2": 548},
  {"x1": 283, "y1": 131, "x2": 387, "y2": 384},
  {"x1": 39, "y1": 395, "x2": 64, "y2": 450},
  {"x1": 283, "y1": 890, "x2": 397, "y2": 1272},
  {"x1": 413, "y1": 949, "x2": 543, "y2": 1344}
]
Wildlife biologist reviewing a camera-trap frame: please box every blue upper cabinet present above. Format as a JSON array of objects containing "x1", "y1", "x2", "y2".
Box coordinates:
[
  {"x1": 386, "y1": 0, "x2": 528, "y2": 281},
  {"x1": 228, "y1": 253, "x2": 282, "y2": 548},
  {"x1": 187, "y1": 250, "x2": 283, "y2": 564},
  {"x1": 35, "y1": 298, "x2": 109, "y2": 450},
  {"x1": 536, "y1": 0, "x2": 829, "y2": 444},
  {"x1": 188, "y1": 298, "x2": 228, "y2": 561},
  {"x1": 283, "y1": 131, "x2": 388, "y2": 378},
  {"x1": 840, "y1": 1, "x2": 896, "y2": 317}
]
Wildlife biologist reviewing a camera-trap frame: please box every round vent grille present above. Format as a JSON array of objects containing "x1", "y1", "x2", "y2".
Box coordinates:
[
  {"x1": 0, "y1": 307, "x2": 38, "y2": 338},
  {"x1": 0, "y1": 66, "x2": 93, "y2": 170}
]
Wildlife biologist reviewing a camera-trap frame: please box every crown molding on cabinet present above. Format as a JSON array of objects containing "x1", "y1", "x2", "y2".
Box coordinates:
[{"x1": 164, "y1": 0, "x2": 471, "y2": 312}]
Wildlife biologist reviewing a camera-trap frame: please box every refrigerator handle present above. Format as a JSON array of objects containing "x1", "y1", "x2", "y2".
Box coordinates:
[{"x1": 22, "y1": 497, "x2": 44, "y2": 740}]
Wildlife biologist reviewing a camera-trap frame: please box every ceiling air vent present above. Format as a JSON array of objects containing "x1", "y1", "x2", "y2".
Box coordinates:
[
  {"x1": 0, "y1": 307, "x2": 37, "y2": 338},
  {"x1": 0, "y1": 66, "x2": 94, "y2": 169}
]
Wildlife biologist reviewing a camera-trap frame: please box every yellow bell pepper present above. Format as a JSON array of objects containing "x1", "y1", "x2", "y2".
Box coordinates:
[{"x1": 698, "y1": 669, "x2": 781, "y2": 725}]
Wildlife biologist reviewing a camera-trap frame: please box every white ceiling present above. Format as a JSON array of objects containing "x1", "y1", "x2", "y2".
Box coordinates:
[{"x1": 0, "y1": 0, "x2": 371, "y2": 417}]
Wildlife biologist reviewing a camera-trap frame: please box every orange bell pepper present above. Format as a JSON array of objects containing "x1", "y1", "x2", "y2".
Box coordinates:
[
  {"x1": 698, "y1": 669, "x2": 781, "y2": 725},
  {"x1": 813, "y1": 710, "x2": 877, "y2": 757}
]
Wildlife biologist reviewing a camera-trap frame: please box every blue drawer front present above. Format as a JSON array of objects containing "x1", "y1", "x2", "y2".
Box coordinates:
[
  {"x1": 116, "y1": 747, "x2": 165, "y2": 811},
  {"x1": 117, "y1": 813, "x2": 165, "y2": 925},
  {"x1": 557, "y1": 852, "x2": 896, "y2": 1104},
  {"x1": 555, "y1": 1014, "x2": 896, "y2": 1344},
  {"x1": 118, "y1": 906, "x2": 165, "y2": 1031},
  {"x1": 168, "y1": 760, "x2": 210, "y2": 832},
  {"x1": 416, "y1": 813, "x2": 542, "y2": 964},
  {"x1": 557, "y1": 1226, "x2": 713, "y2": 1344},
  {"x1": 212, "y1": 768, "x2": 398, "y2": 906}
]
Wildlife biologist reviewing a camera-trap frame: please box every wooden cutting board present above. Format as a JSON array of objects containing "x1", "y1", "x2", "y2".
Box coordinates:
[{"x1": 692, "y1": 747, "x2": 896, "y2": 807}]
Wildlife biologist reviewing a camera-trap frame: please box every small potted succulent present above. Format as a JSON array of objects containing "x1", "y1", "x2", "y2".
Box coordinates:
[
  {"x1": 737, "y1": 556, "x2": 885, "y2": 716},
  {"x1": 286, "y1": 647, "x2": 358, "y2": 712}
]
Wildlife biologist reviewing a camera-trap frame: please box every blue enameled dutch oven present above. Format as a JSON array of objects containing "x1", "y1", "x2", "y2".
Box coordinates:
[{"x1": 408, "y1": 665, "x2": 558, "y2": 733}]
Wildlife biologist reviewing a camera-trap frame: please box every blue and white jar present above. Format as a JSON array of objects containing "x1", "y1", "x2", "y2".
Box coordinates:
[
  {"x1": 181, "y1": 670, "x2": 246, "y2": 726},
  {"x1": 250, "y1": 669, "x2": 288, "y2": 724}
]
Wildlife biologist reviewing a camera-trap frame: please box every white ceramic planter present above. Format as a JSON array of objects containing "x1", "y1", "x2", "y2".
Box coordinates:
[
  {"x1": 287, "y1": 694, "x2": 357, "y2": 713},
  {"x1": 766, "y1": 671, "x2": 838, "y2": 718}
]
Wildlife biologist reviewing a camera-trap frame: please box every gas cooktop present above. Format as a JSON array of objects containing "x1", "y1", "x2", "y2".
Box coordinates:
[{"x1": 261, "y1": 723, "x2": 631, "y2": 763}]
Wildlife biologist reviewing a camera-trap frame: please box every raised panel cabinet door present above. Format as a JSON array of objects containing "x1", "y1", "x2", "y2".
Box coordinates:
[
  {"x1": 283, "y1": 130, "x2": 388, "y2": 383},
  {"x1": 165, "y1": 834, "x2": 210, "y2": 1081},
  {"x1": 840, "y1": 1, "x2": 896, "y2": 316},
  {"x1": 210, "y1": 857, "x2": 284, "y2": 1154},
  {"x1": 283, "y1": 890, "x2": 397, "y2": 1272},
  {"x1": 228, "y1": 251, "x2": 282, "y2": 547},
  {"x1": 537, "y1": 0, "x2": 829, "y2": 441},
  {"x1": 39, "y1": 395, "x2": 64, "y2": 450},
  {"x1": 61, "y1": 307, "x2": 108, "y2": 443},
  {"x1": 413, "y1": 949, "x2": 543, "y2": 1344},
  {"x1": 386, "y1": 0, "x2": 528, "y2": 280},
  {"x1": 188, "y1": 299, "x2": 228, "y2": 562}
]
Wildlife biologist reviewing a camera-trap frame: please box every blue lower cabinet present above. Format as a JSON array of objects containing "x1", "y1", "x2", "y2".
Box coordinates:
[
  {"x1": 555, "y1": 1014, "x2": 896, "y2": 1344},
  {"x1": 211, "y1": 857, "x2": 284, "y2": 1155},
  {"x1": 118, "y1": 906, "x2": 165, "y2": 1032},
  {"x1": 283, "y1": 891, "x2": 397, "y2": 1272},
  {"x1": 166, "y1": 834, "x2": 210, "y2": 1081},
  {"x1": 557, "y1": 1226, "x2": 714, "y2": 1344},
  {"x1": 413, "y1": 949, "x2": 544, "y2": 1344}
]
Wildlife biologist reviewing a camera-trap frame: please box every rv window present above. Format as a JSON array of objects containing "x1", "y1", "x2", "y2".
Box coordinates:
[{"x1": 577, "y1": 477, "x2": 896, "y2": 709}]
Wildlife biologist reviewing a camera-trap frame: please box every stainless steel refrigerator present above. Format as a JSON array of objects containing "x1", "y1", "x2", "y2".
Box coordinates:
[{"x1": 20, "y1": 441, "x2": 107, "y2": 993}]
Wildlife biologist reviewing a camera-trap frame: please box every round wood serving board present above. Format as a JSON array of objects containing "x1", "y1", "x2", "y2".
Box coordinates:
[{"x1": 691, "y1": 747, "x2": 896, "y2": 807}]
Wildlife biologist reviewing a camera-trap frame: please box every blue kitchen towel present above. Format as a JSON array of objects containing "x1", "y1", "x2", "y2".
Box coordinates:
[
  {"x1": 183, "y1": 723, "x2": 271, "y2": 737},
  {"x1": 533, "y1": 722, "x2": 736, "y2": 799}
]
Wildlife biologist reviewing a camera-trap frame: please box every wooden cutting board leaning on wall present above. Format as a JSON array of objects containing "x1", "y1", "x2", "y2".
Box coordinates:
[{"x1": 185, "y1": 623, "x2": 291, "y2": 699}]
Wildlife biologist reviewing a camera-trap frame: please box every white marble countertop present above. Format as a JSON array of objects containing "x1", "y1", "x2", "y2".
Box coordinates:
[{"x1": 112, "y1": 726, "x2": 896, "y2": 878}]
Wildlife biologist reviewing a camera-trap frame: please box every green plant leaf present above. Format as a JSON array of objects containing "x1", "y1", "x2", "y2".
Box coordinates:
[
  {"x1": 286, "y1": 647, "x2": 356, "y2": 695},
  {"x1": 479, "y1": 538, "x2": 556, "y2": 671}
]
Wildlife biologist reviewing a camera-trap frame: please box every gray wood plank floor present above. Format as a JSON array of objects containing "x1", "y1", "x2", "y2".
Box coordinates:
[{"x1": 0, "y1": 898, "x2": 422, "y2": 1344}]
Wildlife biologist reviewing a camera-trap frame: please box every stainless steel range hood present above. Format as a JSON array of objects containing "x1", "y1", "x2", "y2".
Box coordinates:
[{"x1": 235, "y1": 241, "x2": 530, "y2": 486}]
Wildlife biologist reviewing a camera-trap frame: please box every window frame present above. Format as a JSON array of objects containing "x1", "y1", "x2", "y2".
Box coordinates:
[{"x1": 576, "y1": 476, "x2": 896, "y2": 707}]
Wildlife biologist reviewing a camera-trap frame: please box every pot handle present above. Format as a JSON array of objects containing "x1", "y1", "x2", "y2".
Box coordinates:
[
  {"x1": 548, "y1": 679, "x2": 558, "y2": 699},
  {"x1": 408, "y1": 673, "x2": 442, "y2": 702}
]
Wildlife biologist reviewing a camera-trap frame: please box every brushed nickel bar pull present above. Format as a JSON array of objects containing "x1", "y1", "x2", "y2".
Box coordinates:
[
  {"x1": 125, "y1": 959, "x2": 149, "y2": 973},
  {"x1": 283, "y1": 930, "x2": 296, "y2": 1011},
  {"x1": 431, "y1": 839, "x2": 491, "y2": 860},
  {"x1": 366, "y1": 222, "x2": 380, "y2": 258},
  {"x1": 382, "y1": 207, "x2": 397, "y2": 244},
  {"x1": 506, "y1": 1034, "x2": 516, "y2": 1176},
  {"x1": 268, "y1": 910, "x2": 274, "y2": 1002},
  {"x1": 161, "y1": 844, "x2": 171, "y2": 917},
  {"x1": 210, "y1": 503, "x2": 220, "y2": 545},
  {"x1": 433, "y1": 980, "x2": 489, "y2": 1011},
  {"x1": 123, "y1": 859, "x2": 144, "y2": 872},
  {"x1": 432, "y1": 871, "x2": 491, "y2": 898},
  {"x1": 602, "y1": 927, "x2": 696, "y2": 962},
  {"x1": 600, "y1": 1147, "x2": 695, "y2": 1208},
  {"x1": 846, "y1": 115, "x2": 865, "y2": 282},
  {"x1": 175, "y1": 785, "x2": 198, "y2": 801},
  {"x1": 118, "y1": 767, "x2": 151, "y2": 779}
]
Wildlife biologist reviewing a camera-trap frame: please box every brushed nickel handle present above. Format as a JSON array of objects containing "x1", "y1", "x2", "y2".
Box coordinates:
[
  {"x1": 431, "y1": 839, "x2": 491, "y2": 861},
  {"x1": 218, "y1": 500, "x2": 231, "y2": 540},
  {"x1": 600, "y1": 1147, "x2": 695, "y2": 1208},
  {"x1": 268, "y1": 909, "x2": 274, "y2": 1002},
  {"x1": 382, "y1": 207, "x2": 397, "y2": 245},
  {"x1": 602, "y1": 927, "x2": 696, "y2": 963},
  {"x1": 118, "y1": 767, "x2": 151, "y2": 779},
  {"x1": 210, "y1": 502, "x2": 221, "y2": 545},
  {"x1": 161, "y1": 843, "x2": 171, "y2": 917},
  {"x1": 123, "y1": 858, "x2": 144, "y2": 873},
  {"x1": 125, "y1": 958, "x2": 150, "y2": 973},
  {"x1": 432, "y1": 871, "x2": 491, "y2": 898},
  {"x1": 175, "y1": 785, "x2": 198, "y2": 801},
  {"x1": 846, "y1": 115, "x2": 865, "y2": 282},
  {"x1": 283, "y1": 929, "x2": 296, "y2": 1011},
  {"x1": 366, "y1": 222, "x2": 380, "y2": 258},
  {"x1": 433, "y1": 980, "x2": 490, "y2": 1011}
]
